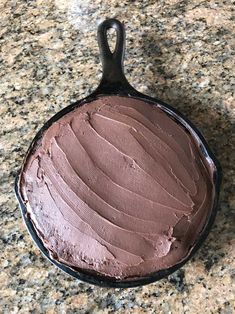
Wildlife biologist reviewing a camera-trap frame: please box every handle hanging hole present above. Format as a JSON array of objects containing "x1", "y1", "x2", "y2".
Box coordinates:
[
  {"x1": 106, "y1": 28, "x2": 117, "y2": 54},
  {"x1": 97, "y1": 18, "x2": 125, "y2": 64}
]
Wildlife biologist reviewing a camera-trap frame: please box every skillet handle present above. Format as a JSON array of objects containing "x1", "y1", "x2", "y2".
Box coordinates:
[{"x1": 95, "y1": 18, "x2": 136, "y2": 94}]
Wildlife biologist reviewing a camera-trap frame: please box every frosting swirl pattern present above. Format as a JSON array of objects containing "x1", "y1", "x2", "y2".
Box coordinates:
[{"x1": 21, "y1": 96, "x2": 215, "y2": 279}]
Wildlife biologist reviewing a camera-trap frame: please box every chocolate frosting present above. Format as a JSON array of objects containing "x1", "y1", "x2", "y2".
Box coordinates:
[{"x1": 20, "y1": 96, "x2": 215, "y2": 279}]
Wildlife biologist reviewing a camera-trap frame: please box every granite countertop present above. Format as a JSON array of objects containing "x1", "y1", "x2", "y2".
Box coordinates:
[{"x1": 1, "y1": 0, "x2": 234, "y2": 313}]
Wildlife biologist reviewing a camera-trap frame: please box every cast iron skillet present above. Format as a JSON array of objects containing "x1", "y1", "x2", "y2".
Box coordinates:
[{"x1": 15, "y1": 19, "x2": 222, "y2": 288}]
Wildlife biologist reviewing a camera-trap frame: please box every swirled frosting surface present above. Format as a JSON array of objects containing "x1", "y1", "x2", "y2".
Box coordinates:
[{"x1": 20, "y1": 96, "x2": 215, "y2": 279}]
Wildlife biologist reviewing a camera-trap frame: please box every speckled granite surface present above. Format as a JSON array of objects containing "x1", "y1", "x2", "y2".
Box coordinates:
[{"x1": 0, "y1": 0, "x2": 234, "y2": 313}]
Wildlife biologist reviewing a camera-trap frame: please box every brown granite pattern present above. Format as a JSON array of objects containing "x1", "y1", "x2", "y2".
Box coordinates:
[{"x1": 0, "y1": 0, "x2": 234, "y2": 313}]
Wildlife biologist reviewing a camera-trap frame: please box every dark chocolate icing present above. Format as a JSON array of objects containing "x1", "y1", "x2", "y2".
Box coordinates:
[{"x1": 20, "y1": 96, "x2": 215, "y2": 279}]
